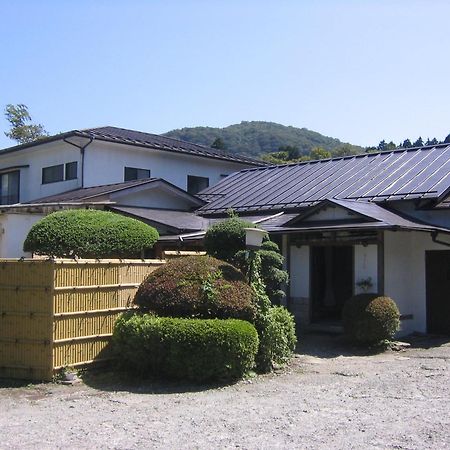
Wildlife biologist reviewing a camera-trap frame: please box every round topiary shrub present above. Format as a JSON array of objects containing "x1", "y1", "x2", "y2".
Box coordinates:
[
  {"x1": 134, "y1": 255, "x2": 256, "y2": 321},
  {"x1": 113, "y1": 313, "x2": 259, "y2": 382},
  {"x1": 204, "y1": 216, "x2": 256, "y2": 263},
  {"x1": 23, "y1": 209, "x2": 159, "y2": 258},
  {"x1": 342, "y1": 293, "x2": 400, "y2": 344}
]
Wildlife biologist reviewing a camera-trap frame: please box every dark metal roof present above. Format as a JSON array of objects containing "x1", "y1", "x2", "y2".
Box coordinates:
[
  {"x1": 0, "y1": 126, "x2": 265, "y2": 166},
  {"x1": 26, "y1": 178, "x2": 204, "y2": 207},
  {"x1": 26, "y1": 178, "x2": 162, "y2": 203},
  {"x1": 110, "y1": 206, "x2": 210, "y2": 233},
  {"x1": 198, "y1": 144, "x2": 450, "y2": 214}
]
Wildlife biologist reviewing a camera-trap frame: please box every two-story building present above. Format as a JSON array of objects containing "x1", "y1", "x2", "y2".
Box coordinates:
[
  {"x1": 0, "y1": 126, "x2": 262, "y2": 204},
  {"x1": 0, "y1": 126, "x2": 263, "y2": 256}
]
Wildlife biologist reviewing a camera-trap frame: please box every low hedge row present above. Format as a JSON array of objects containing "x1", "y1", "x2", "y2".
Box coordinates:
[{"x1": 113, "y1": 313, "x2": 259, "y2": 382}]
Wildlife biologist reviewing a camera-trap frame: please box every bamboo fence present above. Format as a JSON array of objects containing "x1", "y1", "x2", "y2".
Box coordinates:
[{"x1": 0, "y1": 258, "x2": 164, "y2": 381}]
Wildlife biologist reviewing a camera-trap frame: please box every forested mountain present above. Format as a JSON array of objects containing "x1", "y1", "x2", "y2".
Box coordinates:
[{"x1": 164, "y1": 121, "x2": 363, "y2": 159}]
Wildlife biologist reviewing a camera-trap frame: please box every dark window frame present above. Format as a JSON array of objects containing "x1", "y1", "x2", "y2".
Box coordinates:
[
  {"x1": 42, "y1": 161, "x2": 78, "y2": 184},
  {"x1": 124, "y1": 167, "x2": 151, "y2": 182},
  {"x1": 187, "y1": 175, "x2": 209, "y2": 195},
  {"x1": 65, "y1": 161, "x2": 78, "y2": 180},
  {"x1": 0, "y1": 170, "x2": 20, "y2": 205}
]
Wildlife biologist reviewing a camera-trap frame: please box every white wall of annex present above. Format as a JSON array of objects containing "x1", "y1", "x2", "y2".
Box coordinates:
[
  {"x1": 83, "y1": 141, "x2": 249, "y2": 191},
  {"x1": 0, "y1": 213, "x2": 45, "y2": 258},
  {"x1": 384, "y1": 230, "x2": 448, "y2": 335}
]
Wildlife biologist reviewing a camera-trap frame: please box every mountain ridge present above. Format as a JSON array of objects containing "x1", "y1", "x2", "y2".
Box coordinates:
[{"x1": 163, "y1": 121, "x2": 362, "y2": 158}]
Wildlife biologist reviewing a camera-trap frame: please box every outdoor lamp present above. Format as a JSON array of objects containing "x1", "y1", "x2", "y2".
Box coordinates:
[{"x1": 244, "y1": 227, "x2": 266, "y2": 250}]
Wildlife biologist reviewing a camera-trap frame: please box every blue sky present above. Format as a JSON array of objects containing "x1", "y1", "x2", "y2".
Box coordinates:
[{"x1": 1, "y1": 0, "x2": 449, "y2": 150}]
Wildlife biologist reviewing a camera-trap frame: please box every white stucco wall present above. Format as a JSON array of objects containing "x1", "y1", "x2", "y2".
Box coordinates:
[
  {"x1": 354, "y1": 244, "x2": 378, "y2": 294},
  {"x1": 83, "y1": 141, "x2": 249, "y2": 192},
  {"x1": 290, "y1": 245, "x2": 310, "y2": 298},
  {"x1": 384, "y1": 230, "x2": 448, "y2": 335},
  {"x1": 0, "y1": 213, "x2": 45, "y2": 258}
]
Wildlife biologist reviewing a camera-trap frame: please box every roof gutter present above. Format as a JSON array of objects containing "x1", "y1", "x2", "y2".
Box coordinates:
[{"x1": 431, "y1": 231, "x2": 450, "y2": 247}]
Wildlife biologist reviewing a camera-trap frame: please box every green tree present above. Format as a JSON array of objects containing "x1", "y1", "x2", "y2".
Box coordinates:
[
  {"x1": 425, "y1": 137, "x2": 438, "y2": 146},
  {"x1": 309, "y1": 147, "x2": 331, "y2": 160},
  {"x1": 279, "y1": 145, "x2": 300, "y2": 160},
  {"x1": 261, "y1": 151, "x2": 290, "y2": 165},
  {"x1": 401, "y1": 139, "x2": 412, "y2": 148},
  {"x1": 211, "y1": 137, "x2": 226, "y2": 150},
  {"x1": 377, "y1": 140, "x2": 387, "y2": 151},
  {"x1": 333, "y1": 144, "x2": 361, "y2": 157},
  {"x1": 444, "y1": 134, "x2": 450, "y2": 144},
  {"x1": 385, "y1": 141, "x2": 397, "y2": 150},
  {"x1": 413, "y1": 136, "x2": 424, "y2": 147},
  {"x1": 4, "y1": 104, "x2": 48, "y2": 144}
]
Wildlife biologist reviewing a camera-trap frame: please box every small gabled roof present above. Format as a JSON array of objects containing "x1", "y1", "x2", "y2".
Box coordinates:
[
  {"x1": 0, "y1": 126, "x2": 265, "y2": 166},
  {"x1": 198, "y1": 144, "x2": 450, "y2": 214},
  {"x1": 26, "y1": 178, "x2": 204, "y2": 207},
  {"x1": 109, "y1": 206, "x2": 210, "y2": 234},
  {"x1": 260, "y1": 198, "x2": 450, "y2": 235}
]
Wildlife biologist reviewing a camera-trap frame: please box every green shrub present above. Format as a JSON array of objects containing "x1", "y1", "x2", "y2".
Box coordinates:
[
  {"x1": 250, "y1": 254, "x2": 297, "y2": 372},
  {"x1": 134, "y1": 255, "x2": 255, "y2": 321},
  {"x1": 23, "y1": 209, "x2": 159, "y2": 258},
  {"x1": 342, "y1": 293, "x2": 400, "y2": 344},
  {"x1": 204, "y1": 216, "x2": 256, "y2": 263},
  {"x1": 266, "y1": 306, "x2": 297, "y2": 365},
  {"x1": 113, "y1": 313, "x2": 259, "y2": 382},
  {"x1": 235, "y1": 240, "x2": 289, "y2": 304}
]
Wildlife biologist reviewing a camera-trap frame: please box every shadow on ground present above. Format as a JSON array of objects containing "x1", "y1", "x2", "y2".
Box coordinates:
[
  {"x1": 80, "y1": 364, "x2": 240, "y2": 395},
  {"x1": 295, "y1": 331, "x2": 450, "y2": 359},
  {"x1": 295, "y1": 332, "x2": 375, "y2": 359}
]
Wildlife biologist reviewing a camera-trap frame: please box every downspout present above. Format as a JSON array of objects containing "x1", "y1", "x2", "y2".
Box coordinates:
[{"x1": 63, "y1": 136, "x2": 94, "y2": 188}]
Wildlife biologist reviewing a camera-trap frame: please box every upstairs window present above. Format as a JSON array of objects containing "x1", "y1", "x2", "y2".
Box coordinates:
[
  {"x1": 0, "y1": 171, "x2": 20, "y2": 205},
  {"x1": 187, "y1": 175, "x2": 209, "y2": 195},
  {"x1": 124, "y1": 167, "x2": 151, "y2": 181},
  {"x1": 42, "y1": 162, "x2": 77, "y2": 184},
  {"x1": 65, "y1": 161, "x2": 78, "y2": 180}
]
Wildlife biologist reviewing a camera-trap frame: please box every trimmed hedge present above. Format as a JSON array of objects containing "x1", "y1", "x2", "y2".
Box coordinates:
[
  {"x1": 23, "y1": 209, "x2": 159, "y2": 258},
  {"x1": 134, "y1": 255, "x2": 256, "y2": 321},
  {"x1": 342, "y1": 293, "x2": 400, "y2": 344},
  {"x1": 204, "y1": 216, "x2": 256, "y2": 263},
  {"x1": 113, "y1": 313, "x2": 259, "y2": 382}
]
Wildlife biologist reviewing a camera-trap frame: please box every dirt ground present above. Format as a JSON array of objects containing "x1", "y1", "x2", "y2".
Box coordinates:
[{"x1": 0, "y1": 334, "x2": 449, "y2": 450}]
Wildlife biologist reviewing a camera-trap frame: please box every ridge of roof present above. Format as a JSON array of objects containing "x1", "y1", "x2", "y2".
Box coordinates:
[
  {"x1": 0, "y1": 126, "x2": 265, "y2": 166},
  {"x1": 237, "y1": 143, "x2": 450, "y2": 173}
]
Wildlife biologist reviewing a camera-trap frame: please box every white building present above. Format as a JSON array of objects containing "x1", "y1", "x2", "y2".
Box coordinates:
[
  {"x1": 0, "y1": 126, "x2": 262, "y2": 205},
  {"x1": 0, "y1": 126, "x2": 262, "y2": 258},
  {"x1": 196, "y1": 144, "x2": 450, "y2": 335}
]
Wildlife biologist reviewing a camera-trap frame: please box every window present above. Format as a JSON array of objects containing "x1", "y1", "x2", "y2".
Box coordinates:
[
  {"x1": 0, "y1": 171, "x2": 20, "y2": 204},
  {"x1": 42, "y1": 164, "x2": 64, "y2": 184},
  {"x1": 65, "y1": 161, "x2": 78, "y2": 180},
  {"x1": 42, "y1": 162, "x2": 78, "y2": 184},
  {"x1": 187, "y1": 175, "x2": 209, "y2": 194},
  {"x1": 124, "y1": 167, "x2": 151, "y2": 181}
]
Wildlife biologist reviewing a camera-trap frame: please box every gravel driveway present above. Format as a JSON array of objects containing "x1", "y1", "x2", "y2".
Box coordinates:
[{"x1": 0, "y1": 334, "x2": 449, "y2": 450}]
